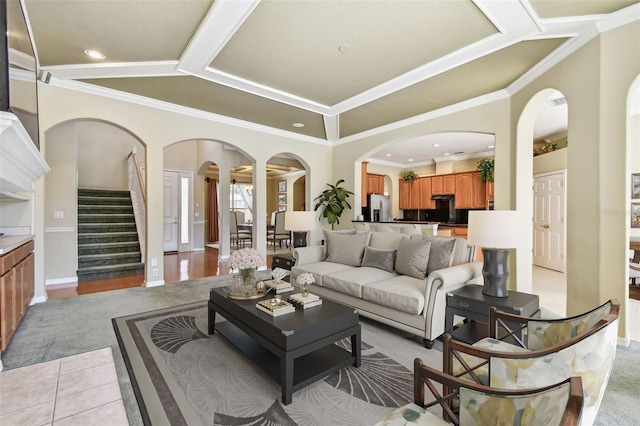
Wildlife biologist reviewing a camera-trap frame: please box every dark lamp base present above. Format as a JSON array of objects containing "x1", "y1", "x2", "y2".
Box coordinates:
[
  {"x1": 481, "y1": 248, "x2": 510, "y2": 298},
  {"x1": 292, "y1": 231, "x2": 308, "y2": 248}
]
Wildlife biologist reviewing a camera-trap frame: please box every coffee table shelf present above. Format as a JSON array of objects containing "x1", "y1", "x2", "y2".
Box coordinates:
[{"x1": 215, "y1": 321, "x2": 355, "y2": 394}]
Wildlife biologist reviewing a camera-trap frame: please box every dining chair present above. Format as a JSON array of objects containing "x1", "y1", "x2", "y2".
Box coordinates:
[
  {"x1": 230, "y1": 211, "x2": 251, "y2": 248},
  {"x1": 267, "y1": 211, "x2": 290, "y2": 252}
]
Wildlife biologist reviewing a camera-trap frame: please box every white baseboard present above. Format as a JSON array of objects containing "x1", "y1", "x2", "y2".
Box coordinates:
[
  {"x1": 46, "y1": 277, "x2": 78, "y2": 286},
  {"x1": 144, "y1": 279, "x2": 165, "y2": 287},
  {"x1": 192, "y1": 248, "x2": 204, "y2": 252},
  {"x1": 618, "y1": 336, "x2": 631, "y2": 347},
  {"x1": 31, "y1": 295, "x2": 47, "y2": 304}
]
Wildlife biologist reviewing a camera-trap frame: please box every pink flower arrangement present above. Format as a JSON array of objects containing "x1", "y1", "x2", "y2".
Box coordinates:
[
  {"x1": 228, "y1": 248, "x2": 265, "y2": 272},
  {"x1": 296, "y1": 272, "x2": 315, "y2": 286}
]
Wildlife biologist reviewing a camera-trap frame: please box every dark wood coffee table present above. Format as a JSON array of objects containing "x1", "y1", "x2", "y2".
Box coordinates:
[{"x1": 208, "y1": 287, "x2": 361, "y2": 404}]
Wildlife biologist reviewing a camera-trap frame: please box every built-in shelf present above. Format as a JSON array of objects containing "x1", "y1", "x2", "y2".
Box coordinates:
[{"x1": 0, "y1": 112, "x2": 50, "y2": 200}]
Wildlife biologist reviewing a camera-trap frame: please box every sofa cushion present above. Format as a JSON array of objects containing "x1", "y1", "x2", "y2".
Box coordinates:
[
  {"x1": 323, "y1": 267, "x2": 398, "y2": 298},
  {"x1": 368, "y1": 231, "x2": 407, "y2": 250},
  {"x1": 395, "y1": 238, "x2": 431, "y2": 280},
  {"x1": 411, "y1": 234, "x2": 457, "y2": 274},
  {"x1": 361, "y1": 246, "x2": 396, "y2": 272},
  {"x1": 325, "y1": 230, "x2": 370, "y2": 266},
  {"x1": 291, "y1": 262, "x2": 355, "y2": 287},
  {"x1": 362, "y1": 275, "x2": 426, "y2": 315}
]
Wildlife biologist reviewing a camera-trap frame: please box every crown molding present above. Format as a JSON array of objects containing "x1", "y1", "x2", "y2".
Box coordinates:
[
  {"x1": 596, "y1": 3, "x2": 640, "y2": 33},
  {"x1": 49, "y1": 77, "x2": 329, "y2": 146},
  {"x1": 41, "y1": 61, "x2": 182, "y2": 80}
]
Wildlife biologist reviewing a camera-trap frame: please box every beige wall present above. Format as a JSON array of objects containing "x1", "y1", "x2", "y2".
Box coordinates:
[
  {"x1": 36, "y1": 83, "x2": 332, "y2": 291},
  {"x1": 77, "y1": 121, "x2": 145, "y2": 190},
  {"x1": 533, "y1": 148, "x2": 567, "y2": 175}
]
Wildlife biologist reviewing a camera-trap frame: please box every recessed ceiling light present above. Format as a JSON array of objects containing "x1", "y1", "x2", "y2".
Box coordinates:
[
  {"x1": 385, "y1": 154, "x2": 391, "y2": 157},
  {"x1": 408, "y1": 159, "x2": 414, "y2": 162},
  {"x1": 488, "y1": 145, "x2": 494, "y2": 149},
  {"x1": 432, "y1": 144, "x2": 440, "y2": 147},
  {"x1": 292, "y1": 122, "x2": 304, "y2": 128},
  {"x1": 84, "y1": 49, "x2": 106, "y2": 59},
  {"x1": 444, "y1": 153, "x2": 450, "y2": 156}
]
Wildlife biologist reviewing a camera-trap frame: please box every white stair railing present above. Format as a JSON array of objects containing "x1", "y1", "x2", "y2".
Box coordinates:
[{"x1": 128, "y1": 147, "x2": 146, "y2": 263}]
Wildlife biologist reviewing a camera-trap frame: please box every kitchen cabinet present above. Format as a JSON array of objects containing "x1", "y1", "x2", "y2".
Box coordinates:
[
  {"x1": 454, "y1": 173, "x2": 473, "y2": 208},
  {"x1": 409, "y1": 179, "x2": 421, "y2": 209},
  {"x1": 361, "y1": 162, "x2": 368, "y2": 206},
  {"x1": 486, "y1": 180, "x2": 494, "y2": 201},
  {"x1": 472, "y1": 172, "x2": 487, "y2": 209},
  {"x1": 455, "y1": 172, "x2": 486, "y2": 209},
  {"x1": 399, "y1": 179, "x2": 410, "y2": 209},
  {"x1": 0, "y1": 240, "x2": 34, "y2": 351},
  {"x1": 419, "y1": 177, "x2": 435, "y2": 209},
  {"x1": 367, "y1": 173, "x2": 385, "y2": 195},
  {"x1": 399, "y1": 179, "x2": 421, "y2": 209},
  {"x1": 452, "y1": 227, "x2": 468, "y2": 238},
  {"x1": 432, "y1": 174, "x2": 455, "y2": 195}
]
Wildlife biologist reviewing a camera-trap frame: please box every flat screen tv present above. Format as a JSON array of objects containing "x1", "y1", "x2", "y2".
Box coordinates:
[{"x1": 1, "y1": 0, "x2": 40, "y2": 149}]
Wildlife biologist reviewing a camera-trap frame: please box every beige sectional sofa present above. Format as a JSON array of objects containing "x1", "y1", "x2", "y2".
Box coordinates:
[{"x1": 290, "y1": 230, "x2": 482, "y2": 348}]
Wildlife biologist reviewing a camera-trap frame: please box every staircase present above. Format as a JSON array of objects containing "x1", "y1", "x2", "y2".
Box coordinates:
[{"x1": 77, "y1": 189, "x2": 144, "y2": 281}]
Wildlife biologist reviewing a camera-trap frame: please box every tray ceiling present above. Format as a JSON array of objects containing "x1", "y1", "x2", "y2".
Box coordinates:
[{"x1": 8, "y1": 0, "x2": 640, "y2": 158}]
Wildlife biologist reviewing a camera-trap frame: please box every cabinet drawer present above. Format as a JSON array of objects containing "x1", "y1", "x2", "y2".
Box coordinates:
[
  {"x1": 0, "y1": 252, "x2": 16, "y2": 276},
  {"x1": 447, "y1": 295, "x2": 490, "y2": 316},
  {"x1": 16, "y1": 241, "x2": 34, "y2": 263}
]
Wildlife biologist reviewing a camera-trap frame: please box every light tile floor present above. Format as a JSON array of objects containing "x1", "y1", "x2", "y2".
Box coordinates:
[
  {"x1": 0, "y1": 347, "x2": 128, "y2": 425},
  {"x1": 532, "y1": 265, "x2": 640, "y2": 342}
]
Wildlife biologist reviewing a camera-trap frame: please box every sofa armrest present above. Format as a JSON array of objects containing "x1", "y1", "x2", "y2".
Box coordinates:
[
  {"x1": 422, "y1": 262, "x2": 483, "y2": 341},
  {"x1": 427, "y1": 261, "x2": 483, "y2": 293},
  {"x1": 292, "y1": 246, "x2": 325, "y2": 265}
]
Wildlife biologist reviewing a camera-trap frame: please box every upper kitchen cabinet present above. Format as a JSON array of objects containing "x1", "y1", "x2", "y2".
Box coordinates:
[
  {"x1": 399, "y1": 178, "x2": 421, "y2": 209},
  {"x1": 455, "y1": 172, "x2": 486, "y2": 209},
  {"x1": 419, "y1": 177, "x2": 435, "y2": 209},
  {"x1": 432, "y1": 174, "x2": 455, "y2": 195},
  {"x1": 367, "y1": 173, "x2": 385, "y2": 195}
]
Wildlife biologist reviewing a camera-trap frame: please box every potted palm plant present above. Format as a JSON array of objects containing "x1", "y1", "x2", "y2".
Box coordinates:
[{"x1": 313, "y1": 179, "x2": 354, "y2": 229}]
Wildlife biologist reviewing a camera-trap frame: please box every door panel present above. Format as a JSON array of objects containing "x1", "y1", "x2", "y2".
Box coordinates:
[
  {"x1": 533, "y1": 172, "x2": 565, "y2": 272},
  {"x1": 163, "y1": 172, "x2": 179, "y2": 252}
]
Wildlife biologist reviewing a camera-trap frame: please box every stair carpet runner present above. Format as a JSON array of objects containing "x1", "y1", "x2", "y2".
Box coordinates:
[{"x1": 77, "y1": 189, "x2": 144, "y2": 281}]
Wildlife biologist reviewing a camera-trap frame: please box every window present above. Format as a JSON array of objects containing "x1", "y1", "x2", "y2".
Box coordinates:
[{"x1": 231, "y1": 182, "x2": 253, "y2": 223}]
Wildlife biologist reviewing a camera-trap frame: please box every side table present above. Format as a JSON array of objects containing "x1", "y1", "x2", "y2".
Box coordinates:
[{"x1": 445, "y1": 284, "x2": 540, "y2": 344}]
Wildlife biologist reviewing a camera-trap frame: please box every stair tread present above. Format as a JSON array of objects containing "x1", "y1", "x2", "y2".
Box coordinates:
[
  {"x1": 78, "y1": 262, "x2": 144, "y2": 272},
  {"x1": 78, "y1": 223, "x2": 136, "y2": 226},
  {"x1": 78, "y1": 241, "x2": 139, "y2": 247},
  {"x1": 78, "y1": 252, "x2": 141, "y2": 259},
  {"x1": 79, "y1": 231, "x2": 138, "y2": 235}
]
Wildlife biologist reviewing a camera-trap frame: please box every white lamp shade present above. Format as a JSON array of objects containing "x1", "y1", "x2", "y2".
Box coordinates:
[
  {"x1": 467, "y1": 210, "x2": 525, "y2": 249},
  {"x1": 284, "y1": 211, "x2": 315, "y2": 231}
]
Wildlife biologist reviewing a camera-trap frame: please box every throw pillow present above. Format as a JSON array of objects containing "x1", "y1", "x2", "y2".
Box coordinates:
[
  {"x1": 325, "y1": 231, "x2": 370, "y2": 266},
  {"x1": 323, "y1": 229, "x2": 357, "y2": 259},
  {"x1": 395, "y1": 238, "x2": 431, "y2": 280},
  {"x1": 411, "y1": 234, "x2": 457, "y2": 275},
  {"x1": 361, "y1": 246, "x2": 397, "y2": 272}
]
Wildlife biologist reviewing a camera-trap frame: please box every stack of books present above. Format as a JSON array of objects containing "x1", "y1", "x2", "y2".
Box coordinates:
[
  {"x1": 263, "y1": 279, "x2": 294, "y2": 294},
  {"x1": 256, "y1": 299, "x2": 295, "y2": 317},
  {"x1": 288, "y1": 293, "x2": 322, "y2": 309}
]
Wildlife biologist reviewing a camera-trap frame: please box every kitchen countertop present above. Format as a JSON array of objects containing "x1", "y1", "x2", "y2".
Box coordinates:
[
  {"x1": 0, "y1": 234, "x2": 35, "y2": 255},
  {"x1": 352, "y1": 220, "x2": 467, "y2": 227}
]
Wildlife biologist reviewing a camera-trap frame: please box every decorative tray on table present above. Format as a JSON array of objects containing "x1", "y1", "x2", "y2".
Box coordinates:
[{"x1": 225, "y1": 281, "x2": 271, "y2": 300}]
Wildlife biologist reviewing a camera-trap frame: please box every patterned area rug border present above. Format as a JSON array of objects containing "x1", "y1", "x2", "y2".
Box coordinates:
[{"x1": 112, "y1": 303, "x2": 442, "y2": 425}]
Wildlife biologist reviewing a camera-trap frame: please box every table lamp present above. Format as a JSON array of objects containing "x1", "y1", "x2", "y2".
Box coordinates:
[
  {"x1": 467, "y1": 210, "x2": 524, "y2": 298},
  {"x1": 285, "y1": 211, "x2": 315, "y2": 248}
]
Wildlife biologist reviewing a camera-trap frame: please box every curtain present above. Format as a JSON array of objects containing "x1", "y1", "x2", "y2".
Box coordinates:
[{"x1": 208, "y1": 179, "x2": 219, "y2": 242}]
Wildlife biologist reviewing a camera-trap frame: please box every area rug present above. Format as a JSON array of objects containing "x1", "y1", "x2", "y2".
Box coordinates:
[
  {"x1": 113, "y1": 302, "x2": 443, "y2": 426},
  {"x1": 206, "y1": 243, "x2": 293, "y2": 256}
]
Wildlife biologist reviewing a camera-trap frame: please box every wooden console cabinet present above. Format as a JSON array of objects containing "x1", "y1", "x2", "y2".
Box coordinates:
[{"x1": 0, "y1": 240, "x2": 35, "y2": 351}]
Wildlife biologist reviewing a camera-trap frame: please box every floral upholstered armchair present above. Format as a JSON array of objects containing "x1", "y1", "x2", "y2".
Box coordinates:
[
  {"x1": 375, "y1": 359, "x2": 584, "y2": 426},
  {"x1": 443, "y1": 299, "x2": 619, "y2": 426}
]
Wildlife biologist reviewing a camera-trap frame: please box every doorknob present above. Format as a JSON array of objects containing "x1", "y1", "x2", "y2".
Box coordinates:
[{"x1": 541, "y1": 224, "x2": 550, "y2": 228}]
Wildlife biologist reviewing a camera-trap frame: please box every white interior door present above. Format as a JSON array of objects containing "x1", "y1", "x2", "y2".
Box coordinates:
[
  {"x1": 533, "y1": 171, "x2": 566, "y2": 272},
  {"x1": 163, "y1": 171, "x2": 179, "y2": 252}
]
